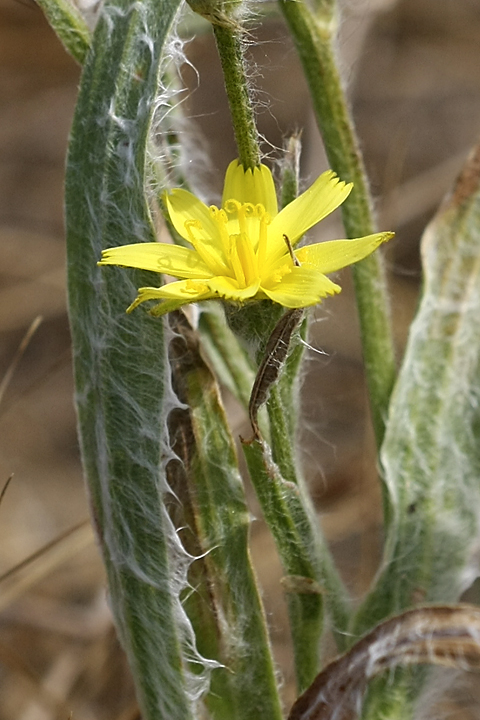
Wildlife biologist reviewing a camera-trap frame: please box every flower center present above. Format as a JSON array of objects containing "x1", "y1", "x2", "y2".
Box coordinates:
[{"x1": 209, "y1": 200, "x2": 272, "y2": 288}]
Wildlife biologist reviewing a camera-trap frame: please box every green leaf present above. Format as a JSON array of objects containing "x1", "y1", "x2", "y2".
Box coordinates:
[
  {"x1": 35, "y1": 0, "x2": 91, "y2": 65},
  {"x1": 355, "y1": 144, "x2": 480, "y2": 646},
  {"x1": 64, "y1": 0, "x2": 200, "y2": 717}
]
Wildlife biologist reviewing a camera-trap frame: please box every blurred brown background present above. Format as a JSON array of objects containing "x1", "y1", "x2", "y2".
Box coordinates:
[{"x1": 1, "y1": 0, "x2": 480, "y2": 717}]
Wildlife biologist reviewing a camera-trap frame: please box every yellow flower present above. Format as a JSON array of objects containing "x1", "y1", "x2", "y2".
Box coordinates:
[{"x1": 99, "y1": 159, "x2": 393, "y2": 315}]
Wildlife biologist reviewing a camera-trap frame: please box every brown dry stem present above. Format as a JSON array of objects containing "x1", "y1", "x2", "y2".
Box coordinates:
[{"x1": 289, "y1": 605, "x2": 480, "y2": 720}]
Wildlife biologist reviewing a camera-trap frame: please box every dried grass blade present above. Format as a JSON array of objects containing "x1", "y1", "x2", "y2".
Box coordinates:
[
  {"x1": 0, "y1": 521, "x2": 93, "y2": 612},
  {"x1": 0, "y1": 316, "x2": 42, "y2": 406}
]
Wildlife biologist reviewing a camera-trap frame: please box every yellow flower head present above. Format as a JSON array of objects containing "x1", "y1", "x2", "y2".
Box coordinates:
[{"x1": 99, "y1": 160, "x2": 393, "y2": 315}]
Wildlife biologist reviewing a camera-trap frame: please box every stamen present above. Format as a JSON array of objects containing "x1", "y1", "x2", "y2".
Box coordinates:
[
  {"x1": 209, "y1": 206, "x2": 230, "y2": 260},
  {"x1": 229, "y1": 234, "x2": 246, "y2": 287},
  {"x1": 224, "y1": 199, "x2": 240, "y2": 214},
  {"x1": 221, "y1": 200, "x2": 267, "y2": 285},
  {"x1": 235, "y1": 233, "x2": 257, "y2": 286},
  {"x1": 257, "y1": 211, "x2": 271, "y2": 269}
]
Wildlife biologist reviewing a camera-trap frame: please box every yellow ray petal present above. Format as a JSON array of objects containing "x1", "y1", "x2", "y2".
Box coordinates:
[
  {"x1": 295, "y1": 232, "x2": 394, "y2": 274},
  {"x1": 222, "y1": 160, "x2": 278, "y2": 216},
  {"x1": 207, "y1": 275, "x2": 261, "y2": 301},
  {"x1": 165, "y1": 190, "x2": 229, "y2": 274},
  {"x1": 267, "y1": 171, "x2": 353, "y2": 260},
  {"x1": 139, "y1": 280, "x2": 210, "y2": 303},
  {"x1": 127, "y1": 280, "x2": 214, "y2": 312},
  {"x1": 146, "y1": 298, "x2": 190, "y2": 317},
  {"x1": 262, "y1": 267, "x2": 341, "y2": 308},
  {"x1": 165, "y1": 189, "x2": 217, "y2": 240},
  {"x1": 144, "y1": 300, "x2": 189, "y2": 317},
  {"x1": 99, "y1": 243, "x2": 214, "y2": 279},
  {"x1": 129, "y1": 294, "x2": 207, "y2": 318}
]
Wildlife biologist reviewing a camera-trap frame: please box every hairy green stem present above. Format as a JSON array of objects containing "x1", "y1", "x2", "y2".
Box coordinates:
[
  {"x1": 198, "y1": 304, "x2": 255, "y2": 409},
  {"x1": 268, "y1": 386, "x2": 300, "y2": 486},
  {"x1": 243, "y1": 438, "x2": 350, "y2": 692},
  {"x1": 169, "y1": 312, "x2": 283, "y2": 720},
  {"x1": 279, "y1": 0, "x2": 396, "y2": 449},
  {"x1": 360, "y1": 673, "x2": 416, "y2": 720},
  {"x1": 213, "y1": 25, "x2": 261, "y2": 169}
]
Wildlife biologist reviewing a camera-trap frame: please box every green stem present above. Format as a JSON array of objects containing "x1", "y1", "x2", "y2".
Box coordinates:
[
  {"x1": 279, "y1": 0, "x2": 396, "y2": 450},
  {"x1": 198, "y1": 304, "x2": 255, "y2": 409},
  {"x1": 243, "y1": 438, "x2": 350, "y2": 692},
  {"x1": 268, "y1": 386, "x2": 299, "y2": 486},
  {"x1": 360, "y1": 672, "x2": 416, "y2": 720},
  {"x1": 169, "y1": 312, "x2": 283, "y2": 720},
  {"x1": 213, "y1": 25, "x2": 261, "y2": 169}
]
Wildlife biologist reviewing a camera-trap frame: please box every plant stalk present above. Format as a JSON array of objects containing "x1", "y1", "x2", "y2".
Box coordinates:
[
  {"x1": 279, "y1": 0, "x2": 396, "y2": 449},
  {"x1": 213, "y1": 24, "x2": 261, "y2": 169}
]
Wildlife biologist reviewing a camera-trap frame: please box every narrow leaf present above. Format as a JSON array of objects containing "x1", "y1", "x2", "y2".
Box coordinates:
[
  {"x1": 35, "y1": 0, "x2": 91, "y2": 65},
  {"x1": 355, "y1": 145, "x2": 480, "y2": 636},
  {"x1": 64, "y1": 0, "x2": 201, "y2": 717}
]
